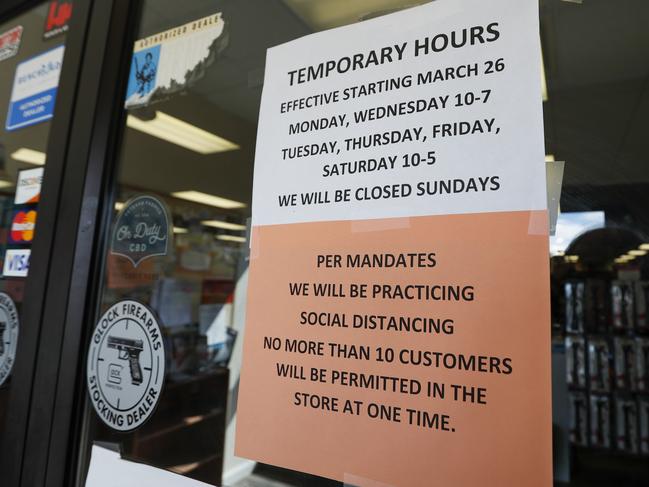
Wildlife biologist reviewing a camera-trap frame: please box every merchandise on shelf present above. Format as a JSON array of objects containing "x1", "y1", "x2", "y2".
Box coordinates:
[
  {"x1": 640, "y1": 397, "x2": 649, "y2": 455},
  {"x1": 567, "y1": 336, "x2": 587, "y2": 388},
  {"x1": 585, "y1": 279, "x2": 609, "y2": 333},
  {"x1": 635, "y1": 281, "x2": 649, "y2": 333},
  {"x1": 588, "y1": 338, "x2": 611, "y2": 392},
  {"x1": 615, "y1": 397, "x2": 639, "y2": 453},
  {"x1": 569, "y1": 391, "x2": 589, "y2": 446},
  {"x1": 589, "y1": 394, "x2": 611, "y2": 448},
  {"x1": 565, "y1": 280, "x2": 585, "y2": 333},
  {"x1": 614, "y1": 337, "x2": 637, "y2": 390},
  {"x1": 612, "y1": 280, "x2": 635, "y2": 331},
  {"x1": 637, "y1": 338, "x2": 649, "y2": 392}
]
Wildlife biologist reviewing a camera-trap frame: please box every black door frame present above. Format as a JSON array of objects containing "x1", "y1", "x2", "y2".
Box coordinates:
[
  {"x1": 0, "y1": 1, "x2": 140, "y2": 486},
  {"x1": 0, "y1": 1, "x2": 95, "y2": 485}
]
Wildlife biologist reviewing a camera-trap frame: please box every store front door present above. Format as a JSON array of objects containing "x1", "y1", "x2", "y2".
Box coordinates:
[{"x1": 0, "y1": 0, "x2": 78, "y2": 483}]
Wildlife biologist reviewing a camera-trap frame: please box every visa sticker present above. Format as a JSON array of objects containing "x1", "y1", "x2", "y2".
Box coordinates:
[{"x1": 3, "y1": 249, "x2": 31, "y2": 277}]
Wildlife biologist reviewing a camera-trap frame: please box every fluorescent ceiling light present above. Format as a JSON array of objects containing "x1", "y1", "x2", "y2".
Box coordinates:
[
  {"x1": 0, "y1": 180, "x2": 13, "y2": 189},
  {"x1": 628, "y1": 250, "x2": 646, "y2": 256},
  {"x1": 126, "y1": 111, "x2": 239, "y2": 154},
  {"x1": 639, "y1": 244, "x2": 649, "y2": 251},
  {"x1": 217, "y1": 234, "x2": 246, "y2": 243},
  {"x1": 173, "y1": 226, "x2": 188, "y2": 234},
  {"x1": 114, "y1": 201, "x2": 125, "y2": 211},
  {"x1": 11, "y1": 148, "x2": 46, "y2": 165},
  {"x1": 169, "y1": 461, "x2": 201, "y2": 475},
  {"x1": 171, "y1": 190, "x2": 245, "y2": 209},
  {"x1": 183, "y1": 415, "x2": 204, "y2": 426},
  {"x1": 201, "y1": 220, "x2": 246, "y2": 231},
  {"x1": 545, "y1": 154, "x2": 555, "y2": 162},
  {"x1": 284, "y1": 0, "x2": 430, "y2": 30}
]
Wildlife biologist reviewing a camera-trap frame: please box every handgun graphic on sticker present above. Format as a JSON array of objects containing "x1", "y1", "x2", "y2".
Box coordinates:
[{"x1": 107, "y1": 336, "x2": 143, "y2": 386}]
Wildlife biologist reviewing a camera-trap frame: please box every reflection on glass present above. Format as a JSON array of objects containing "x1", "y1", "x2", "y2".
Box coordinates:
[
  {"x1": 551, "y1": 211, "x2": 606, "y2": 256},
  {"x1": 82, "y1": 3, "x2": 254, "y2": 485}
]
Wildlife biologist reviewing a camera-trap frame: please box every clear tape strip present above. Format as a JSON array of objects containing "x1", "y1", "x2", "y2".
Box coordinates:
[
  {"x1": 344, "y1": 472, "x2": 397, "y2": 487},
  {"x1": 350, "y1": 217, "x2": 411, "y2": 233},
  {"x1": 528, "y1": 209, "x2": 549, "y2": 236},
  {"x1": 249, "y1": 226, "x2": 262, "y2": 260}
]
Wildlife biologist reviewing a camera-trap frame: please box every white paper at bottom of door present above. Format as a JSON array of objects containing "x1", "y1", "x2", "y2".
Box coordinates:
[{"x1": 85, "y1": 445, "x2": 211, "y2": 486}]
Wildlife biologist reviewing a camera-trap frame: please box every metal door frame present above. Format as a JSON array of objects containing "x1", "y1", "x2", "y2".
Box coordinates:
[{"x1": 0, "y1": 1, "x2": 139, "y2": 486}]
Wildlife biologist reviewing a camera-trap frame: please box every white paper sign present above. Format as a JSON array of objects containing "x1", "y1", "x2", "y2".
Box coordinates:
[
  {"x1": 251, "y1": 0, "x2": 545, "y2": 227},
  {"x1": 85, "y1": 446, "x2": 211, "y2": 487}
]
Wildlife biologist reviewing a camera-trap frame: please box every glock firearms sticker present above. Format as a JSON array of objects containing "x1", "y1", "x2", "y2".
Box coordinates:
[
  {"x1": 110, "y1": 195, "x2": 170, "y2": 267},
  {"x1": 0, "y1": 293, "x2": 19, "y2": 387},
  {"x1": 86, "y1": 300, "x2": 165, "y2": 431}
]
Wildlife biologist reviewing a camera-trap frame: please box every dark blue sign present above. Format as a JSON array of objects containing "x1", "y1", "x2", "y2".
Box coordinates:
[{"x1": 111, "y1": 195, "x2": 170, "y2": 267}]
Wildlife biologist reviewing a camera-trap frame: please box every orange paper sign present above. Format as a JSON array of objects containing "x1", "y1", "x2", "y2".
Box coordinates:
[{"x1": 237, "y1": 212, "x2": 551, "y2": 486}]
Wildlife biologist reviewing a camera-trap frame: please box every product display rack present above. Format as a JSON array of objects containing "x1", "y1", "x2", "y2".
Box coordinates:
[{"x1": 559, "y1": 274, "x2": 649, "y2": 457}]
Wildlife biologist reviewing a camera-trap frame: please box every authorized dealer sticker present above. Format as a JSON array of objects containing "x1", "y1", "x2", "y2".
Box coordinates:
[{"x1": 86, "y1": 300, "x2": 165, "y2": 431}]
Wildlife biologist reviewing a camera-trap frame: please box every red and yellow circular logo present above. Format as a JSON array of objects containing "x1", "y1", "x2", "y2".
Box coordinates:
[{"x1": 11, "y1": 210, "x2": 37, "y2": 243}]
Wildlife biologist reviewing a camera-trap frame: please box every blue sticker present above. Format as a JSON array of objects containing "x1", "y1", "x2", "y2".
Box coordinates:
[
  {"x1": 125, "y1": 45, "x2": 161, "y2": 106},
  {"x1": 6, "y1": 45, "x2": 64, "y2": 131},
  {"x1": 111, "y1": 195, "x2": 170, "y2": 267}
]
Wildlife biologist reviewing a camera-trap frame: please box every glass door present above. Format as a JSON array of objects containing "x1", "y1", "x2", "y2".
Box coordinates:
[
  {"x1": 0, "y1": 0, "x2": 71, "y2": 449},
  {"x1": 72, "y1": 1, "x2": 649, "y2": 487},
  {"x1": 76, "y1": 1, "x2": 250, "y2": 484}
]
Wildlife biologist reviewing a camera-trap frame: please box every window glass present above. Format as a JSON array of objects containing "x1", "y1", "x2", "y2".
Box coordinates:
[
  {"x1": 79, "y1": 1, "x2": 649, "y2": 486},
  {"x1": 0, "y1": 0, "x2": 69, "y2": 453}
]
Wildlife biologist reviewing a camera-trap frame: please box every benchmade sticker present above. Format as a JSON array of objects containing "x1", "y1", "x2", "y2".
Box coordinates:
[
  {"x1": 236, "y1": 1, "x2": 551, "y2": 486},
  {"x1": 6, "y1": 45, "x2": 64, "y2": 131}
]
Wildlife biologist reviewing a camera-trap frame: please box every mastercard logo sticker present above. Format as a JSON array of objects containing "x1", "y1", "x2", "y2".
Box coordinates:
[{"x1": 10, "y1": 210, "x2": 37, "y2": 243}]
